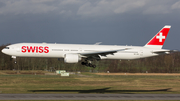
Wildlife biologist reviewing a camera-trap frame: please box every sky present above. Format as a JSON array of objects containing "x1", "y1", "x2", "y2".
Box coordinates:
[{"x1": 0, "y1": 0, "x2": 180, "y2": 50}]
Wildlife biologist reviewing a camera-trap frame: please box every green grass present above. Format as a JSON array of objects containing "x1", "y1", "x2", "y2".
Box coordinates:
[
  {"x1": 4, "y1": 100, "x2": 180, "y2": 101},
  {"x1": 0, "y1": 71, "x2": 180, "y2": 94},
  {"x1": 3, "y1": 100, "x2": 180, "y2": 101}
]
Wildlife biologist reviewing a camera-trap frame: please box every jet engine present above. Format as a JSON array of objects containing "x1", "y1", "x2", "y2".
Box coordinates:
[{"x1": 64, "y1": 54, "x2": 81, "y2": 63}]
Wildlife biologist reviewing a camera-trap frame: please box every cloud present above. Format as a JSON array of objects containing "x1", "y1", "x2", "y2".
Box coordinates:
[
  {"x1": 171, "y1": 1, "x2": 180, "y2": 9},
  {"x1": 0, "y1": 0, "x2": 58, "y2": 14},
  {"x1": 60, "y1": 0, "x2": 83, "y2": 5},
  {"x1": 0, "y1": 0, "x2": 179, "y2": 18},
  {"x1": 77, "y1": 0, "x2": 146, "y2": 17},
  {"x1": 113, "y1": 0, "x2": 146, "y2": 14},
  {"x1": 142, "y1": 0, "x2": 176, "y2": 14}
]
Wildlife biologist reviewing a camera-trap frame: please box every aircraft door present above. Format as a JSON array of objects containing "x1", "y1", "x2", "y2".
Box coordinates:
[{"x1": 16, "y1": 46, "x2": 20, "y2": 52}]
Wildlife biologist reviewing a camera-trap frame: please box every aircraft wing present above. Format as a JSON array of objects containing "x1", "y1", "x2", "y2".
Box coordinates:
[{"x1": 80, "y1": 48, "x2": 130, "y2": 58}]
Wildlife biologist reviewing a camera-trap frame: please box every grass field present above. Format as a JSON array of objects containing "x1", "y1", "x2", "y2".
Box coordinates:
[{"x1": 0, "y1": 70, "x2": 180, "y2": 94}]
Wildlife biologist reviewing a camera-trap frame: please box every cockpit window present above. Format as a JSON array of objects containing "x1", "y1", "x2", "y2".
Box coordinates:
[{"x1": 4, "y1": 47, "x2": 9, "y2": 49}]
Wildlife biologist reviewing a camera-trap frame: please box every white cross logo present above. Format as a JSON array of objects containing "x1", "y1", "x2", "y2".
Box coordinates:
[{"x1": 156, "y1": 32, "x2": 165, "y2": 42}]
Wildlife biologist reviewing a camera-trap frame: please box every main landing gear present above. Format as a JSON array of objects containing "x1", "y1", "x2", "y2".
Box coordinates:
[{"x1": 81, "y1": 60, "x2": 96, "y2": 68}]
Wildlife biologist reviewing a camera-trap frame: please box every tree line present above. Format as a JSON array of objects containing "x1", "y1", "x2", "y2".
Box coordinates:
[{"x1": 0, "y1": 44, "x2": 180, "y2": 73}]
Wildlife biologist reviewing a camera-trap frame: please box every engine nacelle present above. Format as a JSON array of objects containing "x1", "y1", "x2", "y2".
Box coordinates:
[{"x1": 64, "y1": 54, "x2": 81, "y2": 63}]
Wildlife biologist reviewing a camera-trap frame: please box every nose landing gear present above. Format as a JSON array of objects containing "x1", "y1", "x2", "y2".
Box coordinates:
[{"x1": 12, "y1": 56, "x2": 17, "y2": 64}]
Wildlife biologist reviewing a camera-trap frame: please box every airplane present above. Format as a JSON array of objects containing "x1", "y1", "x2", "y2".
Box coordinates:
[{"x1": 1, "y1": 25, "x2": 174, "y2": 68}]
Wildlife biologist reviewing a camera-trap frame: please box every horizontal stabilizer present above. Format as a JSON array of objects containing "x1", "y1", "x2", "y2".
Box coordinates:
[{"x1": 153, "y1": 50, "x2": 178, "y2": 54}]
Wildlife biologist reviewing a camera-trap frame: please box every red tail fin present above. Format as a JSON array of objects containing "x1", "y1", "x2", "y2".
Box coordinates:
[{"x1": 144, "y1": 25, "x2": 171, "y2": 49}]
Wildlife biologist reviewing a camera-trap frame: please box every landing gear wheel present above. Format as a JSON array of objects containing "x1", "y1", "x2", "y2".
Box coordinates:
[
  {"x1": 81, "y1": 61, "x2": 96, "y2": 68},
  {"x1": 81, "y1": 62, "x2": 86, "y2": 65}
]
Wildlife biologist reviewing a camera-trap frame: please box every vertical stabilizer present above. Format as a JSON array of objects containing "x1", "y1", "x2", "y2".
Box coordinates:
[{"x1": 144, "y1": 25, "x2": 171, "y2": 49}]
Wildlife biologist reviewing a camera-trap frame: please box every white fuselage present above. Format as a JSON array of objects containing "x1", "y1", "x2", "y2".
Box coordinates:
[
  {"x1": 1, "y1": 43, "x2": 168, "y2": 60},
  {"x1": 1, "y1": 25, "x2": 172, "y2": 68}
]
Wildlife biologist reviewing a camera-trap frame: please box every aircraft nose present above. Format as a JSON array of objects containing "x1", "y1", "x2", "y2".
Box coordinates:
[
  {"x1": 1, "y1": 49, "x2": 5, "y2": 53},
  {"x1": 1, "y1": 48, "x2": 9, "y2": 55}
]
